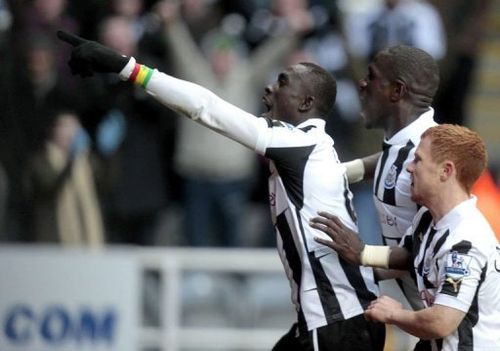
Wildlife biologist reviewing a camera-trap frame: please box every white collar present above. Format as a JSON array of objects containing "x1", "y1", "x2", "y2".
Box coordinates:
[{"x1": 433, "y1": 196, "x2": 477, "y2": 230}]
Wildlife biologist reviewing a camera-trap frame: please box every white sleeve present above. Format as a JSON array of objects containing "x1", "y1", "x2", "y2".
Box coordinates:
[{"x1": 119, "y1": 58, "x2": 270, "y2": 152}]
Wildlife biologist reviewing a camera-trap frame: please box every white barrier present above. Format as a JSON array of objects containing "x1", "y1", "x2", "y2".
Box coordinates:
[
  {"x1": 0, "y1": 245, "x2": 415, "y2": 351},
  {"x1": 0, "y1": 245, "x2": 293, "y2": 351}
]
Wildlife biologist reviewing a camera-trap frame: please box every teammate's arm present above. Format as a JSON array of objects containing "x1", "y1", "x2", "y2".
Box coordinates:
[
  {"x1": 310, "y1": 211, "x2": 412, "y2": 270},
  {"x1": 343, "y1": 152, "x2": 381, "y2": 183},
  {"x1": 365, "y1": 296, "x2": 465, "y2": 339}
]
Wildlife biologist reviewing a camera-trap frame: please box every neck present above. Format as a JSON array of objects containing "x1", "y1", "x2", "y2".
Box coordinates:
[
  {"x1": 427, "y1": 186, "x2": 470, "y2": 223},
  {"x1": 385, "y1": 105, "x2": 429, "y2": 139},
  {"x1": 290, "y1": 113, "x2": 318, "y2": 126}
]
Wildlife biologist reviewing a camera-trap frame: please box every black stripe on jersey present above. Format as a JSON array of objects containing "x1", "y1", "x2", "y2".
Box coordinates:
[
  {"x1": 276, "y1": 212, "x2": 309, "y2": 331},
  {"x1": 374, "y1": 143, "x2": 391, "y2": 196},
  {"x1": 432, "y1": 230, "x2": 449, "y2": 257},
  {"x1": 343, "y1": 176, "x2": 357, "y2": 223},
  {"x1": 441, "y1": 240, "x2": 472, "y2": 297},
  {"x1": 265, "y1": 145, "x2": 316, "y2": 210},
  {"x1": 338, "y1": 256, "x2": 378, "y2": 305},
  {"x1": 299, "y1": 125, "x2": 316, "y2": 133},
  {"x1": 276, "y1": 212, "x2": 302, "y2": 287},
  {"x1": 417, "y1": 227, "x2": 437, "y2": 277},
  {"x1": 402, "y1": 235, "x2": 413, "y2": 253},
  {"x1": 457, "y1": 263, "x2": 486, "y2": 350},
  {"x1": 450, "y1": 240, "x2": 473, "y2": 254},
  {"x1": 295, "y1": 206, "x2": 341, "y2": 323},
  {"x1": 382, "y1": 140, "x2": 414, "y2": 206},
  {"x1": 263, "y1": 117, "x2": 285, "y2": 128},
  {"x1": 412, "y1": 211, "x2": 433, "y2": 260},
  {"x1": 308, "y1": 251, "x2": 342, "y2": 323},
  {"x1": 401, "y1": 234, "x2": 419, "y2": 281}
]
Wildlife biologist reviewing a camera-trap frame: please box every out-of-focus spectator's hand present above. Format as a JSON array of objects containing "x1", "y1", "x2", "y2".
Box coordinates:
[
  {"x1": 154, "y1": 0, "x2": 180, "y2": 27},
  {"x1": 69, "y1": 127, "x2": 91, "y2": 159},
  {"x1": 57, "y1": 30, "x2": 129, "y2": 77},
  {"x1": 284, "y1": 8, "x2": 313, "y2": 34},
  {"x1": 309, "y1": 211, "x2": 364, "y2": 266},
  {"x1": 96, "y1": 109, "x2": 126, "y2": 157}
]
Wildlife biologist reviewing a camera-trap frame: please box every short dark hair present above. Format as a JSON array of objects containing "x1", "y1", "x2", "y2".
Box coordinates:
[
  {"x1": 377, "y1": 45, "x2": 439, "y2": 106},
  {"x1": 300, "y1": 62, "x2": 337, "y2": 116}
]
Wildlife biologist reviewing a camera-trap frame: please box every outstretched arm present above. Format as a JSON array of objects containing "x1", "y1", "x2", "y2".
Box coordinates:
[
  {"x1": 343, "y1": 152, "x2": 381, "y2": 183},
  {"x1": 309, "y1": 211, "x2": 412, "y2": 270},
  {"x1": 57, "y1": 31, "x2": 268, "y2": 152}
]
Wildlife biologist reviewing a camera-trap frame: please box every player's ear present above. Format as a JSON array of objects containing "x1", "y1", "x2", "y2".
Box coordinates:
[
  {"x1": 299, "y1": 95, "x2": 314, "y2": 113},
  {"x1": 390, "y1": 79, "x2": 407, "y2": 102},
  {"x1": 440, "y1": 160, "x2": 455, "y2": 181}
]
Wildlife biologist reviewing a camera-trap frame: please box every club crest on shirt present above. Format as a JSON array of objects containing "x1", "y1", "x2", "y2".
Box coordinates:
[
  {"x1": 384, "y1": 164, "x2": 398, "y2": 189},
  {"x1": 445, "y1": 251, "x2": 472, "y2": 279}
]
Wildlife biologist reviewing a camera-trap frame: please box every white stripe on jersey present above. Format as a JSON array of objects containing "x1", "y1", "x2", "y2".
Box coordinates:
[{"x1": 402, "y1": 198, "x2": 500, "y2": 351}]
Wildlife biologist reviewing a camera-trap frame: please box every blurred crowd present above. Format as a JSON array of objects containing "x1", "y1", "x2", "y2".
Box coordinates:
[{"x1": 0, "y1": 0, "x2": 497, "y2": 247}]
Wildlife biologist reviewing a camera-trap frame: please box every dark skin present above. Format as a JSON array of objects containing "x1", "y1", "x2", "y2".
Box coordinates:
[
  {"x1": 358, "y1": 52, "x2": 434, "y2": 178},
  {"x1": 309, "y1": 212, "x2": 412, "y2": 271},
  {"x1": 262, "y1": 64, "x2": 319, "y2": 126}
]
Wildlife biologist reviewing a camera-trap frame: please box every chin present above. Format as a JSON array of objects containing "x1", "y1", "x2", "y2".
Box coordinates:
[
  {"x1": 410, "y1": 193, "x2": 424, "y2": 206},
  {"x1": 360, "y1": 113, "x2": 373, "y2": 129}
]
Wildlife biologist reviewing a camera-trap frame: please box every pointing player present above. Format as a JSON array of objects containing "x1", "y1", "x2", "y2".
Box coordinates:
[{"x1": 57, "y1": 30, "x2": 384, "y2": 350}]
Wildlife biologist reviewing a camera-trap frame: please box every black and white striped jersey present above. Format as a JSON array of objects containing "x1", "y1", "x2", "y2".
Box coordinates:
[
  {"x1": 259, "y1": 118, "x2": 379, "y2": 330},
  {"x1": 401, "y1": 198, "x2": 500, "y2": 351},
  {"x1": 138, "y1": 68, "x2": 380, "y2": 331},
  {"x1": 373, "y1": 108, "x2": 437, "y2": 247}
]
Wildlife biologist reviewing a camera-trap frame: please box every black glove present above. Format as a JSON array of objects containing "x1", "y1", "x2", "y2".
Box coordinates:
[{"x1": 57, "y1": 30, "x2": 130, "y2": 77}]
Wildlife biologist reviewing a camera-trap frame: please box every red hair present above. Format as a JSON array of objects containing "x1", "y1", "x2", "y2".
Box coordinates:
[{"x1": 422, "y1": 124, "x2": 487, "y2": 193}]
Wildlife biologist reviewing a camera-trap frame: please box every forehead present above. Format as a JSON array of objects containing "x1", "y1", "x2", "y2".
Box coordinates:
[
  {"x1": 370, "y1": 54, "x2": 393, "y2": 78},
  {"x1": 415, "y1": 136, "x2": 433, "y2": 157}
]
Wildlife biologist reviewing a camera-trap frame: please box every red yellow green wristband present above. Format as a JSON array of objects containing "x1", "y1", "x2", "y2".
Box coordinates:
[{"x1": 129, "y1": 63, "x2": 153, "y2": 88}]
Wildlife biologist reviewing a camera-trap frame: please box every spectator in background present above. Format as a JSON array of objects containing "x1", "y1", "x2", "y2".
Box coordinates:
[
  {"x1": 14, "y1": 0, "x2": 79, "y2": 85},
  {"x1": 0, "y1": 162, "x2": 7, "y2": 240},
  {"x1": 24, "y1": 110, "x2": 104, "y2": 247},
  {"x1": 344, "y1": 0, "x2": 446, "y2": 74},
  {"x1": 1, "y1": 33, "x2": 80, "y2": 242},
  {"x1": 0, "y1": 0, "x2": 11, "y2": 51},
  {"x1": 109, "y1": 0, "x2": 146, "y2": 43},
  {"x1": 155, "y1": 0, "x2": 310, "y2": 247},
  {"x1": 433, "y1": 0, "x2": 492, "y2": 125},
  {"x1": 81, "y1": 15, "x2": 173, "y2": 246},
  {"x1": 0, "y1": 0, "x2": 11, "y2": 240}
]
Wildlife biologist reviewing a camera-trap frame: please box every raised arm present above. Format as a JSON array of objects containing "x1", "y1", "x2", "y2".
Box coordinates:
[
  {"x1": 154, "y1": 1, "x2": 217, "y2": 84},
  {"x1": 57, "y1": 30, "x2": 268, "y2": 152}
]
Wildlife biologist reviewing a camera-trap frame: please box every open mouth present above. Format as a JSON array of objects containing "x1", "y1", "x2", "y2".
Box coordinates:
[{"x1": 262, "y1": 96, "x2": 272, "y2": 116}]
